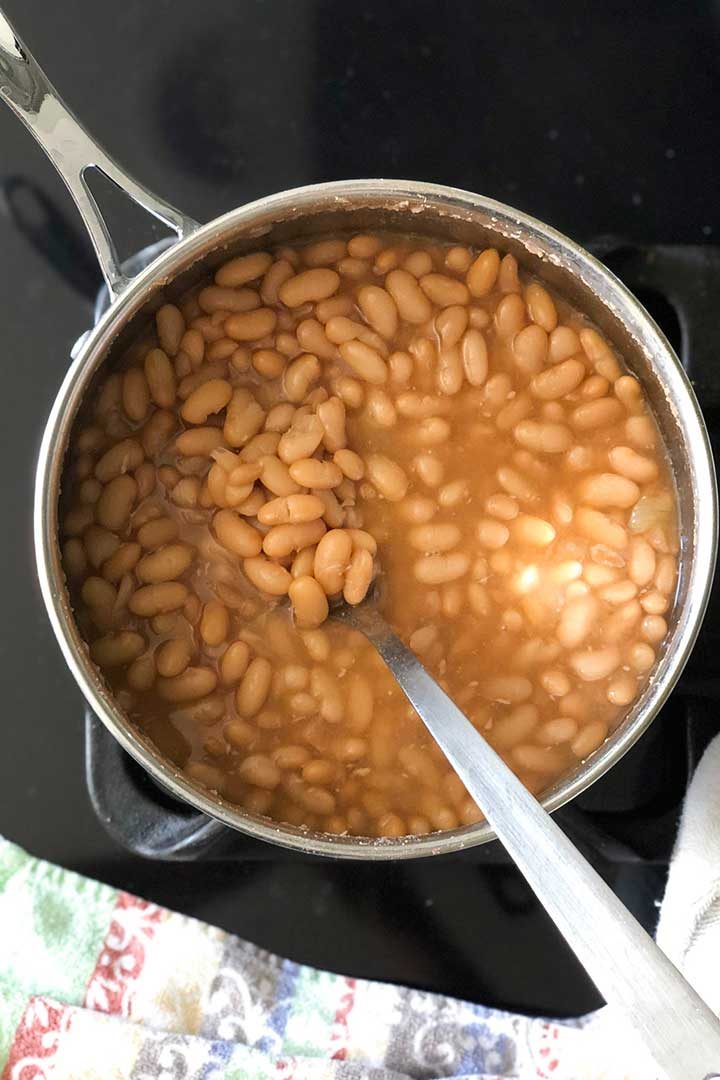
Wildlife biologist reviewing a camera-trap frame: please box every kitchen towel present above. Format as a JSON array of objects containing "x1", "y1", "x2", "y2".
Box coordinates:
[
  {"x1": 2, "y1": 734, "x2": 718, "y2": 1080},
  {"x1": 656, "y1": 730, "x2": 720, "y2": 1017}
]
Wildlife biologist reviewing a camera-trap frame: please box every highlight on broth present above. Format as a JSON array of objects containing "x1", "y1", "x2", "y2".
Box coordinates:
[{"x1": 60, "y1": 233, "x2": 679, "y2": 838}]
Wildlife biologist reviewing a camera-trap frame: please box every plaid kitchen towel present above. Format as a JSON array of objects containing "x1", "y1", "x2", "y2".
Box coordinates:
[{"x1": 0, "y1": 837, "x2": 659, "y2": 1080}]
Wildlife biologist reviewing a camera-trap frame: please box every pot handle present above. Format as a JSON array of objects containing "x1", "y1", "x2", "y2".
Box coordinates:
[
  {"x1": 0, "y1": 9, "x2": 199, "y2": 299},
  {"x1": 85, "y1": 710, "x2": 232, "y2": 860}
]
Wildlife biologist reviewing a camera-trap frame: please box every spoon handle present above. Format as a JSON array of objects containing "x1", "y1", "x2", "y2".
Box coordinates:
[{"x1": 347, "y1": 604, "x2": 720, "y2": 1079}]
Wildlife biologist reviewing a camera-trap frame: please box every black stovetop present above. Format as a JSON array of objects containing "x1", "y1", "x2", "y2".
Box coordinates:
[{"x1": 2, "y1": 0, "x2": 720, "y2": 1020}]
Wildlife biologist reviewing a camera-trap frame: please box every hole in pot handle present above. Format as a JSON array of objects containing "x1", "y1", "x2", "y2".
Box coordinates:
[{"x1": 0, "y1": 8, "x2": 199, "y2": 299}]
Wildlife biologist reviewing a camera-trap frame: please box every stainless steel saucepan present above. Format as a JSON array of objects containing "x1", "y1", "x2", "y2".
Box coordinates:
[{"x1": 1, "y1": 9, "x2": 716, "y2": 859}]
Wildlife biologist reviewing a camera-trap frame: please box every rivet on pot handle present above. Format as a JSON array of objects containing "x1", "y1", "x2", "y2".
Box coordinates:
[{"x1": 0, "y1": 8, "x2": 198, "y2": 298}]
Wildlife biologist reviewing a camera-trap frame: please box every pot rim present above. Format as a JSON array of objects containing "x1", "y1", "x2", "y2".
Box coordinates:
[{"x1": 34, "y1": 178, "x2": 718, "y2": 859}]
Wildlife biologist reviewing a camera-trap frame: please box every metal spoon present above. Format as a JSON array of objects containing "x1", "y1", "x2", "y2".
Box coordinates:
[{"x1": 332, "y1": 593, "x2": 720, "y2": 1079}]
